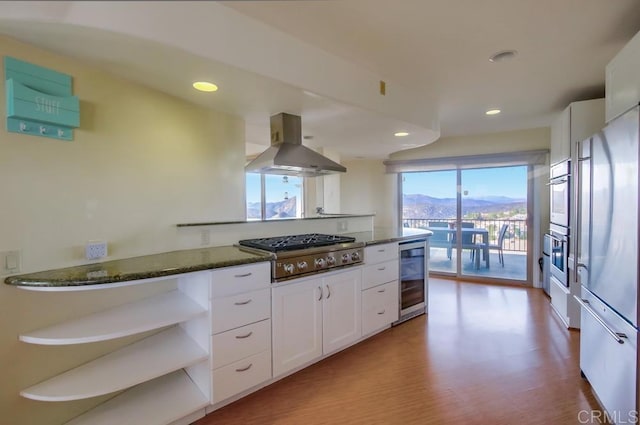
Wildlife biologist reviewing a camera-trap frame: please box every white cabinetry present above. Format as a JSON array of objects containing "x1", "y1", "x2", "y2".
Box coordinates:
[
  {"x1": 606, "y1": 30, "x2": 640, "y2": 123},
  {"x1": 549, "y1": 99, "x2": 604, "y2": 329},
  {"x1": 362, "y1": 243, "x2": 399, "y2": 336},
  {"x1": 209, "y1": 262, "x2": 271, "y2": 406},
  {"x1": 550, "y1": 99, "x2": 604, "y2": 164},
  {"x1": 18, "y1": 272, "x2": 212, "y2": 425},
  {"x1": 272, "y1": 267, "x2": 362, "y2": 378}
]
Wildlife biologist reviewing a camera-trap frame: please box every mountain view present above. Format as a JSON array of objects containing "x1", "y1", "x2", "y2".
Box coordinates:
[
  {"x1": 247, "y1": 196, "x2": 299, "y2": 219},
  {"x1": 403, "y1": 194, "x2": 526, "y2": 220}
]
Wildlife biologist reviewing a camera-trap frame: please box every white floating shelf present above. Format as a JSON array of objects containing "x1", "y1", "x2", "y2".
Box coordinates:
[
  {"x1": 19, "y1": 290, "x2": 206, "y2": 345},
  {"x1": 65, "y1": 369, "x2": 208, "y2": 425},
  {"x1": 21, "y1": 327, "x2": 207, "y2": 401}
]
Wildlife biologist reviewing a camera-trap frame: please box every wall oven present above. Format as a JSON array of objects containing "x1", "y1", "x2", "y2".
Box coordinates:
[
  {"x1": 549, "y1": 160, "x2": 571, "y2": 228},
  {"x1": 395, "y1": 240, "x2": 428, "y2": 324},
  {"x1": 547, "y1": 225, "x2": 569, "y2": 287}
]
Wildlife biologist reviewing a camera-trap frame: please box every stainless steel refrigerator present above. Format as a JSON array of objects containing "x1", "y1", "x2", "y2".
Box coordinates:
[{"x1": 576, "y1": 104, "x2": 639, "y2": 422}]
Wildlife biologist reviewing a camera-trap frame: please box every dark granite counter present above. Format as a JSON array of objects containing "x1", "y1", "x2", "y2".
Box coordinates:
[
  {"x1": 346, "y1": 228, "x2": 432, "y2": 246},
  {"x1": 4, "y1": 246, "x2": 273, "y2": 288}
]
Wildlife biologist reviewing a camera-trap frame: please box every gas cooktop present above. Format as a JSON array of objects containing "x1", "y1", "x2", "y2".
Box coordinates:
[
  {"x1": 238, "y1": 233, "x2": 363, "y2": 281},
  {"x1": 238, "y1": 233, "x2": 357, "y2": 252}
]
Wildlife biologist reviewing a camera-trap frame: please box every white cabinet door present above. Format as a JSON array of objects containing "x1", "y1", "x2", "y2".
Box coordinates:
[
  {"x1": 550, "y1": 106, "x2": 571, "y2": 164},
  {"x1": 322, "y1": 268, "x2": 362, "y2": 355},
  {"x1": 606, "y1": 30, "x2": 640, "y2": 123},
  {"x1": 272, "y1": 277, "x2": 323, "y2": 377}
]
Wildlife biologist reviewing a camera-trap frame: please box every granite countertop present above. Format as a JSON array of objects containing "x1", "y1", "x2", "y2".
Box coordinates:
[
  {"x1": 4, "y1": 246, "x2": 274, "y2": 288},
  {"x1": 347, "y1": 227, "x2": 432, "y2": 246}
]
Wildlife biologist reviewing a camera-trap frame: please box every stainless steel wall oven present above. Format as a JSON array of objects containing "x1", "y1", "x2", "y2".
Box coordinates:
[
  {"x1": 548, "y1": 225, "x2": 569, "y2": 287},
  {"x1": 549, "y1": 160, "x2": 571, "y2": 228}
]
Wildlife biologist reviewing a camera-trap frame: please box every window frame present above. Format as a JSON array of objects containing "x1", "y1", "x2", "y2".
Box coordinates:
[{"x1": 245, "y1": 173, "x2": 305, "y2": 221}]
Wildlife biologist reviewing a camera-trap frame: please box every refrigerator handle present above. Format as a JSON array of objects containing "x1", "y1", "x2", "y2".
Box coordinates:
[{"x1": 574, "y1": 296, "x2": 627, "y2": 344}]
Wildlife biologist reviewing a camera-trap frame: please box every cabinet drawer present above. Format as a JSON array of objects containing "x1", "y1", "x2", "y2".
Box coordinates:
[
  {"x1": 211, "y1": 262, "x2": 270, "y2": 298},
  {"x1": 212, "y1": 319, "x2": 271, "y2": 369},
  {"x1": 212, "y1": 350, "x2": 271, "y2": 404},
  {"x1": 211, "y1": 288, "x2": 270, "y2": 334},
  {"x1": 362, "y1": 281, "x2": 398, "y2": 335},
  {"x1": 364, "y1": 243, "x2": 398, "y2": 264},
  {"x1": 362, "y1": 259, "x2": 398, "y2": 290}
]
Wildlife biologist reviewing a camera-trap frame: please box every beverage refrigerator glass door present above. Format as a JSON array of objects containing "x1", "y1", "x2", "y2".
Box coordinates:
[
  {"x1": 396, "y1": 240, "x2": 427, "y2": 323},
  {"x1": 549, "y1": 160, "x2": 570, "y2": 228}
]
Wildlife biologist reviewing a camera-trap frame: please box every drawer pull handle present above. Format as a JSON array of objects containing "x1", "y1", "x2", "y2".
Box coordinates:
[
  {"x1": 235, "y1": 332, "x2": 253, "y2": 339},
  {"x1": 318, "y1": 286, "x2": 323, "y2": 301},
  {"x1": 377, "y1": 267, "x2": 386, "y2": 271},
  {"x1": 574, "y1": 296, "x2": 627, "y2": 344},
  {"x1": 326, "y1": 284, "x2": 331, "y2": 299},
  {"x1": 377, "y1": 309, "x2": 386, "y2": 315},
  {"x1": 235, "y1": 363, "x2": 253, "y2": 372},
  {"x1": 377, "y1": 289, "x2": 386, "y2": 293},
  {"x1": 377, "y1": 249, "x2": 385, "y2": 252},
  {"x1": 234, "y1": 272, "x2": 252, "y2": 278},
  {"x1": 234, "y1": 299, "x2": 252, "y2": 306}
]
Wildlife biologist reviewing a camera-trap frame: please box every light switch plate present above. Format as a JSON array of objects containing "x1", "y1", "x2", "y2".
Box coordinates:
[{"x1": 0, "y1": 250, "x2": 21, "y2": 275}]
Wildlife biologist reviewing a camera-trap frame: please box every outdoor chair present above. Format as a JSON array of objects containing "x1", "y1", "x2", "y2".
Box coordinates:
[{"x1": 488, "y1": 224, "x2": 509, "y2": 267}]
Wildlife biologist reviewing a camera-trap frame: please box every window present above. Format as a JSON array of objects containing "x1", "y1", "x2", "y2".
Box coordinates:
[{"x1": 246, "y1": 173, "x2": 304, "y2": 220}]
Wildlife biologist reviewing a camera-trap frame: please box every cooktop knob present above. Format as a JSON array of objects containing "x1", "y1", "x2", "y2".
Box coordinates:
[
  {"x1": 342, "y1": 253, "x2": 350, "y2": 263},
  {"x1": 314, "y1": 258, "x2": 326, "y2": 268},
  {"x1": 283, "y1": 263, "x2": 295, "y2": 274},
  {"x1": 351, "y1": 251, "x2": 360, "y2": 261},
  {"x1": 326, "y1": 256, "x2": 336, "y2": 266},
  {"x1": 297, "y1": 261, "x2": 308, "y2": 270}
]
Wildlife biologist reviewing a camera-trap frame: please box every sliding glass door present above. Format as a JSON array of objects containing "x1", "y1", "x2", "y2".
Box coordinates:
[
  {"x1": 401, "y1": 166, "x2": 529, "y2": 283},
  {"x1": 402, "y1": 171, "x2": 457, "y2": 273}
]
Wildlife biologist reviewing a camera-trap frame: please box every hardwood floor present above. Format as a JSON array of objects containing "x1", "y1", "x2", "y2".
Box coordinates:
[{"x1": 195, "y1": 278, "x2": 604, "y2": 425}]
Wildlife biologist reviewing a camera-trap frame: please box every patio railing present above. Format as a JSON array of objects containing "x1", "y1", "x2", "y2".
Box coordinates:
[{"x1": 402, "y1": 218, "x2": 528, "y2": 252}]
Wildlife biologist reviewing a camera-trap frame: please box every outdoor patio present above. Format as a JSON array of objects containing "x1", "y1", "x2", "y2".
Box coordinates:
[{"x1": 428, "y1": 247, "x2": 527, "y2": 281}]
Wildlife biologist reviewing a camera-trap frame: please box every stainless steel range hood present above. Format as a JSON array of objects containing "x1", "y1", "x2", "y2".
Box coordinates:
[{"x1": 244, "y1": 113, "x2": 347, "y2": 177}]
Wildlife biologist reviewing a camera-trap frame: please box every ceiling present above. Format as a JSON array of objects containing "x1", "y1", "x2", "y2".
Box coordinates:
[{"x1": 1, "y1": 1, "x2": 639, "y2": 160}]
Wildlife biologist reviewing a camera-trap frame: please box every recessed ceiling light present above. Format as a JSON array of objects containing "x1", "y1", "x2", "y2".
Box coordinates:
[
  {"x1": 394, "y1": 132, "x2": 410, "y2": 137},
  {"x1": 489, "y1": 50, "x2": 518, "y2": 63},
  {"x1": 192, "y1": 81, "x2": 218, "y2": 92},
  {"x1": 485, "y1": 109, "x2": 501, "y2": 116}
]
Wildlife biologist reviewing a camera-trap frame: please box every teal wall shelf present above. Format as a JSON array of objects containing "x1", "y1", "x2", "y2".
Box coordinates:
[{"x1": 4, "y1": 56, "x2": 80, "y2": 141}]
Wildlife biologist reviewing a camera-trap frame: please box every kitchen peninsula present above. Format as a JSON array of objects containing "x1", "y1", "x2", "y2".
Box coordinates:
[{"x1": 6, "y1": 230, "x2": 430, "y2": 425}]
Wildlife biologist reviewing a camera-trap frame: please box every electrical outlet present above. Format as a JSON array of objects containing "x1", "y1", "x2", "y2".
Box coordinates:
[
  {"x1": 338, "y1": 220, "x2": 348, "y2": 232},
  {"x1": 0, "y1": 250, "x2": 21, "y2": 275},
  {"x1": 85, "y1": 241, "x2": 108, "y2": 260}
]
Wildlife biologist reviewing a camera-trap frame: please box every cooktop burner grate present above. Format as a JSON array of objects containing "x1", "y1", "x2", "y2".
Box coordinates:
[{"x1": 238, "y1": 233, "x2": 356, "y2": 252}]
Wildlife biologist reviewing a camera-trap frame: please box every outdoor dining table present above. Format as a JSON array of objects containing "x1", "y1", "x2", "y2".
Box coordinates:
[{"x1": 425, "y1": 227, "x2": 490, "y2": 269}]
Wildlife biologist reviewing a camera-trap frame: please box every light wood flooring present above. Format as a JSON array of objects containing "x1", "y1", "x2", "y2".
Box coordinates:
[{"x1": 195, "y1": 278, "x2": 604, "y2": 425}]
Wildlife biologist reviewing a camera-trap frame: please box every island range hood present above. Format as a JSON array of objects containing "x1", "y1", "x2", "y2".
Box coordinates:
[{"x1": 244, "y1": 113, "x2": 347, "y2": 177}]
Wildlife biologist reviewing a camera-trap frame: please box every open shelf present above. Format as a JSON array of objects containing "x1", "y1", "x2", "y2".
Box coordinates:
[
  {"x1": 65, "y1": 369, "x2": 208, "y2": 425},
  {"x1": 21, "y1": 327, "x2": 207, "y2": 401},
  {"x1": 19, "y1": 290, "x2": 207, "y2": 345}
]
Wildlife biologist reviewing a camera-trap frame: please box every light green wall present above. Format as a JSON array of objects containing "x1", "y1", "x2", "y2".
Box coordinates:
[{"x1": 0, "y1": 36, "x2": 246, "y2": 424}]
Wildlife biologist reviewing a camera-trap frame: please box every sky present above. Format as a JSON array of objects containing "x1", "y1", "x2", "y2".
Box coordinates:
[{"x1": 402, "y1": 166, "x2": 527, "y2": 199}]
